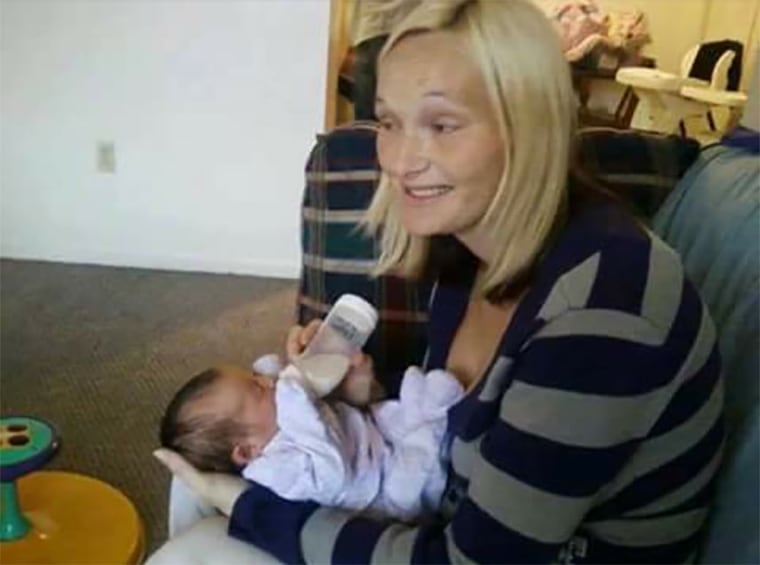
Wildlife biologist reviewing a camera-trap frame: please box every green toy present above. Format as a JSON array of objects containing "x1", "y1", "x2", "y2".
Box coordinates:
[{"x1": 0, "y1": 416, "x2": 59, "y2": 541}]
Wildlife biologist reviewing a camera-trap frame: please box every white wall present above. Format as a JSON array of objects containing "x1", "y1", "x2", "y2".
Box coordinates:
[
  {"x1": 741, "y1": 48, "x2": 760, "y2": 130},
  {"x1": 1, "y1": 0, "x2": 330, "y2": 278},
  {"x1": 703, "y1": 0, "x2": 760, "y2": 91}
]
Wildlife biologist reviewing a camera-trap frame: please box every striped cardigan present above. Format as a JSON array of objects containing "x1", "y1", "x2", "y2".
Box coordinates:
[{"x1": 229, "y1": 202, "x2": 723, "y2": 563}]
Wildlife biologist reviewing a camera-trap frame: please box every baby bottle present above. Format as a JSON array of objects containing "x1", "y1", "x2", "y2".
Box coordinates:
[{"x1": 295, "y1": 294, "x2": 378, "y2": 397}]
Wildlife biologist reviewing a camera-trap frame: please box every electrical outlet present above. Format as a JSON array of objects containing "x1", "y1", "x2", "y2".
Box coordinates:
[{"x1": 96, "y1": 141, "x2": 116, "y2": 174}]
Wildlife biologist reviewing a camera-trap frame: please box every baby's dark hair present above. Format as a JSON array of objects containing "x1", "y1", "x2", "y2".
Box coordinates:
[{"x1": 160, "y1": 368, "x2": 247, "y2": 474}]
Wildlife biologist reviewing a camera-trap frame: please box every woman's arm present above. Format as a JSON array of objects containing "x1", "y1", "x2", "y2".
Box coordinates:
[{"x1": 228, "y1": 483, "x2": 450, "y2": 564}]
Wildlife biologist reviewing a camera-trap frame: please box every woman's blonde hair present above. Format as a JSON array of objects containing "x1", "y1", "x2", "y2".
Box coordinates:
[{"x1": 363, "y1": 0, "x2": 577, "y2": 298}]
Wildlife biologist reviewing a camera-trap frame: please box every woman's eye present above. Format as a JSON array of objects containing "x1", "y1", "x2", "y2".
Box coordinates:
[
  {"x1": 378, "y1": 119, "x2": 396, "y2": 131},
  {"x1": 431, "y1": 123, "x2": 458, "y2": 134}
]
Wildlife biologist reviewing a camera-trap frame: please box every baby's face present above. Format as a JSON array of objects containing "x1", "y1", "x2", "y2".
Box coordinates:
[{"x1": 206, "y1": 365, "x2": 278, "y2": 448}]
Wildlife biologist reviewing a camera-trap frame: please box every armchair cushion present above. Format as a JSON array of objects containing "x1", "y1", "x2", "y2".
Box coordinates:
[
  {"x1": 577, "y1": 127, "x2": 701, "y2": 217},
  {"x1": 146, "y1": 516, "x2": 276, "y2": 565}
]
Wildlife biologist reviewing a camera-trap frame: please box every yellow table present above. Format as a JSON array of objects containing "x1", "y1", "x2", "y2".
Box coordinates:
[{"x1": 0, "y1": 471, "x2": 144, "y2": 564}]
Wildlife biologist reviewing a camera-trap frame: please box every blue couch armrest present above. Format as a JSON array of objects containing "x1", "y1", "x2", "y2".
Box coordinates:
[{"x1": 653, "y1": 144, "x2": 760, "y2": 564}]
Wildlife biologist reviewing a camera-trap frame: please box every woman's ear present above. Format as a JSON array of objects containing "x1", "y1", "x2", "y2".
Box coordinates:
[{"x1": 231, "y1": 440, "x2": 262, "y2": 466}]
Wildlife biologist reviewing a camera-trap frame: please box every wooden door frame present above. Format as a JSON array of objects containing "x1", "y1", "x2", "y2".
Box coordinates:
[{"x1": 324, "y1": 0, "x2": 355, "y2": 130}]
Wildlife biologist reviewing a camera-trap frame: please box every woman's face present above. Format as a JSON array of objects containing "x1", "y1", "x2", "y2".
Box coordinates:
[{"x1": 375, "y1": 31, "x2": 506, "y2": 248}]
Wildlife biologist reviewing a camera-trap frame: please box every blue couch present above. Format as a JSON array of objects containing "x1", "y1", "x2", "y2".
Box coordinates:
[{"x1": 653, "y1": 143, "x2": 759, "y2": 563}]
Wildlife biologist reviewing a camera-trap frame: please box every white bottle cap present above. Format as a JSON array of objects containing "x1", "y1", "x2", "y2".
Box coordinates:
[{"x1": 333, "y1": 294, "x2": 378, "y2": 335}]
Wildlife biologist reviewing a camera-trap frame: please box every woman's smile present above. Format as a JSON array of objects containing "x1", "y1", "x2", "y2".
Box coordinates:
[{"x1": 402, "y1": 184, "x2": 454, "y2": 203}]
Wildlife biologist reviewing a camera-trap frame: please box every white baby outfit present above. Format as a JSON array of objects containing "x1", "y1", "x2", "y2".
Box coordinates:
[{"x1": 243, "y1": 356, "x2": 463, "y2": 521}]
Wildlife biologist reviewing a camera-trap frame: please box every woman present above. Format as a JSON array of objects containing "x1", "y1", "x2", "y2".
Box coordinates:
[{"x1": 156, "y1": 1, "x2": 724, "y2": 562}]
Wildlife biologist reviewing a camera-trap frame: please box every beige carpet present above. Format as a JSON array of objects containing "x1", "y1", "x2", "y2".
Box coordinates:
[{"x1": 0, "y1": 259, "x2": 298, "y2": 555}]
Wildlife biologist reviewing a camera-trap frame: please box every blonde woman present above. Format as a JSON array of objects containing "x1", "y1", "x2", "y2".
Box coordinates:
[{"x1": 155, "y1": 1, "x2": 723, "y2": 562}]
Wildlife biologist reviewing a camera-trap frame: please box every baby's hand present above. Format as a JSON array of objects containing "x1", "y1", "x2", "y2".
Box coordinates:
[{"x1": 333, "y1": 353, "x2": 385, "y2": 407}]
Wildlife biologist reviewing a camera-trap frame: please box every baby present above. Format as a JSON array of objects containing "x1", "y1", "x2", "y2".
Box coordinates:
[{"x1": 160, "y1": 355, "x2": 463, "y2": 522}]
